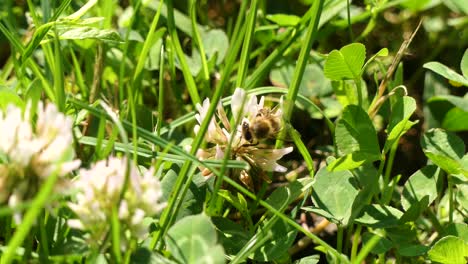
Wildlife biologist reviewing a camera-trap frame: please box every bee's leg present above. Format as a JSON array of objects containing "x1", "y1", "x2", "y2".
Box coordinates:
[{"x1": 241, "y1": 139, "x2": 260, "y2": 147}]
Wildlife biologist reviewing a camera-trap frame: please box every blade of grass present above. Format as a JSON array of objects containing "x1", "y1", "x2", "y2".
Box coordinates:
[
  {"x1": 244, "y1": 5, "x2": 316, "y2": 89},
  {"x1": 157, "y1": 87, "x2": 334, "y2": 137},
  {"x1": 53, "y1": 28, "x2": 65, "y2": 111},
  {"x1": 21, "y1": 0, "x2": 72, "y2": 63},
  {"x1": 283, "y1": 0, "x2": 324, "y2": 123},
  {"x1": 118, "y1": 0, "x2": 142, "y2": 104},
  {"x1": 132, "y1": 0, "x2": 165, "y2": 85},
  {"x1": 70, "y1": 98, "x2": 227, "y2": 174},
  {"x1": 290, "y1": 128, "x2": 315, "y2": 176},
  {"x1": 235, "y1": 0, "x2": 258, "y2": 88},
  {"x1": 222, "y1": 176, "x2": 344, "y2": 261},
  {"x1": 166, "y1": 0, "x2": 200, "y2": 105},
  {"x1": 0, "y1": 16, "x2": 57, "y2": 101},
  {"x1": 156, "y1": 44, "x2": 165, "y2": 143},
  {"x1": 189, "y1": 0, "x2": 210, "y2": 87},
  {"x1": 276, "y1": 0, "x2": 324, "y2": 149},
  {"x1": 151, "y1": 6, "x2": 247, "y2": 248},
  {"x1": 79, "y1": 136, "x2": 249, "y2": 169},
  {"x1": 0, "y1": 170, "x2": 61, "y2": 264}
]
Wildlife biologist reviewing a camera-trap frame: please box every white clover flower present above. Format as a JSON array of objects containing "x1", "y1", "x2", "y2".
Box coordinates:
[
  {"x1": 68, "y1": 157, "x2": 165, "y2": 242},
  {"x1": 193, "y1": 88, "x2": 293, "y2": 189},
  {"x1": 32, "y1": 103, "x2": 81, "y2": 178},
  {"x1": 0, "y1": 102, "x2": 80, "y2": 215}
]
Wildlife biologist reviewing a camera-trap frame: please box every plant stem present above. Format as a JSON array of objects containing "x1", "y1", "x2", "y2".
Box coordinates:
[
  {"x1": 353, "y1": 229, "x2": 382, "y2": 264},
  {"x1": 448, "y1": 174, "x2": 453, "y2": 224},
  {"x1": 337, "y1": 225, "x2": 344, "y2": 253},
  {"x1": 350, "y1": 225, "x2": 361, "y2": 261}
]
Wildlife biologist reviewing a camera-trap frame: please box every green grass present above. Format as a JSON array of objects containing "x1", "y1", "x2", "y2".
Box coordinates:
[{"x1": 0, "y1": 0, "x2": 467, "y2": 263}]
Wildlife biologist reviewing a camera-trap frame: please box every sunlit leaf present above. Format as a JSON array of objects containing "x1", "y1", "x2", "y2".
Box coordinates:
[
  {"x1": 328, "y1": 105, "x2": 380, "y2": 170},
  {"x1": 442, "y1": 223, "x2": 468, "y2": 243},
  {"x1": 401, "y1": 165, "x2": 440, "y2": 211},
  {"x1": 461, "y1": 48, "x2": 468, "y2": 77},
  {"x1": 165, "y1": 214, "x2": 225, "y2": 264},
  {"x1": 421, "y1": 129, "x2": 468, "y2": 177},
  {"x1": 428, "y1": 236, "x2": 468, "y2": 264},
  {"x1": 0, "y1": 89, "x2": 24, "y2": 111},
  {"x1": 266, "y1": 14, "x2": 301, "y2": 26},
  {"x1": 309, "y1": 167, "x2": 359, "y2": 225},
  {"x1": 54, "y1": 26, "x2": 122, "y2": 43},
  {"x1": 424, "y1": 62, "x2": 468, "y2": 87},
  {"x1": 324, "y1": 43, "x2": 366, "y2": 80}
]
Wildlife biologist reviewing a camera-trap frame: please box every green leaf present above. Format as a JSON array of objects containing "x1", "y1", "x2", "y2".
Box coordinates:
[
  {"x1": 446, "y1": 0, "x2": 468, "y2": 15},
  {"x1": 362, "y1": 232, "x2": 393, "y2": 254},
  {"x1": 429, "y1": 95, "x2": 468, "y2": 115},
  {"x1": 165, "y1": 214, "x2": 225, "y2": 264},
  {"x1": 251, "y1": 180, "x2": 309, "y2": 261},
  {"x1": 461, "y1": 48, "x2": 468, "y2": 77},
  {"x1": 53, "y1": 26, "x2": 122, "y2": 43},
  {"x1": 397, "y1": 244, "x2": 429, "y2": 257},
  {"x1": 330, "y1": 80, "x2": 359, "y2": 107},
  {"x1": 362, "y1": 48, "x2": 389, "y2": 72},
  {"x1": 251, "y1": 219, "x2": 297, "y2": 261},
  {"x1": 401, "y1": 0, "x2": 431, "y2": 11},
  {"x1": 212, "y1": 217, "x2": 250, "y2": 257},
  {"x1": 270, "y1": 63, "x2": 333, "y2": 99},
  {"x1": 309, "y1": 167, "x2": 359, "y2": 225},
  {"x1": 386, "y1": 225, "x2": 418, "y2": 244},
  {"x1": 384, "y1": 120, "x2": 417, "y2": 153},
  {"x1": 442, "y1": 223, "x2": 468, "y2": 243},
  {"x1": 327, "y1": 152, "x2": 380, "y2": 171},
  {"x1": 324, "y1": 43, "x2": 366, "y2": 80},
  {"x1": 423, "y1": 62, "x2": 468, "y2": 87},
  {"x1": 143, "y1": 0, "x2": 205, "y2": 37},
  {"x1": 328, "y1": 105, "x2": 380, "y2": 171},
  {"x1": 387, "y1": 96, "x2": 417, "y2": 132},
  {"x1": 130, "y1": 248, "x2": 177, "y2": 264},
  {"x1": 456, "y1": 183, "x2": 468, "y2": 212},
  {"x1": 428, "y1": 95, "x2": 468, "y2": 131},
  {"x1": 442, "y1": 107, "x2": 468, "y2": 131},
  {"x1": 178, "y1": 29, "x2": 229, "y2": 76},
  {"x1": 355, "y1": 204, "x2": 403, "y2": 228},
  {"x1": 350, "y1": 164, "x2": 380, "y2": 221},
  {"x1": 0, "y1": 89, "x2": 24, "y2": 111},
  {"x1": 401, "y1": 165, "x2": 440, "y2": 211},
  {"x1": 266, "y1": 179, "x2": 311, "y2": 210},
  {"x1": 161, "y1": 170, "x2": 206, "y2": 221},
  {"x1": 266, "y1": 14, "x2": 301, "y2": 26},
  {"x1": 335, "y1": 105, "x2": 380, "y2": 155},
  {"x1": 399, "y1": 196, "x2": 430, "y2": 223},
  {"x1": 428, "y1": 236, "x2": 468, "y2": 264},
  {"x1": 293, "y1": 255, "x2": 320, "y2": 264},
  {"x1": 421, "y1": 129, "x2": 467, "y2": 177}
]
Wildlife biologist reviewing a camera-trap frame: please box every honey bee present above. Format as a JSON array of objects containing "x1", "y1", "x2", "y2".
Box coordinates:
[{"x1": 242, "y1": 108, "x2": 282, "y2": 145}]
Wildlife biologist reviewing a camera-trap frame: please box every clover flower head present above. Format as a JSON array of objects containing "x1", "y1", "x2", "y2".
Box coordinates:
[
  {"x1": 193, "y1": 87, "x2": 293, "y2": 189},
  {"x1": 68, "y1": 157, "x2": 165, "y2": 242},
  {"x1": 0, "y1": 102, "x2": 80, "y2": 220}
]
